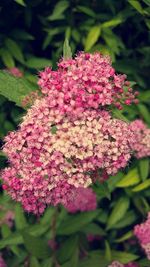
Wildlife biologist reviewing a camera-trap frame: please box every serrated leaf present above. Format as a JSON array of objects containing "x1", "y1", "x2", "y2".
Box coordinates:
[
  {"x1": 132, "y1": 179, "x2": 150, "y2": 192},
  {"x1": 107, "y1": 197, "x2": 130, "y2": 229},
  {"x1": 78, "y1": 254, "x2": 108, "y2": 267},
  {"x1": 116, "y1": 168, "x2": 140, "y2": 187},
  {"x1": 0, "y1": 71, "x2": 38, "y2": 107},
  {"x1": 48, "y1": 1, "x2": 69, "y2": 21},
  {"x1": 139, "y1": 158, "x2": 149, "y2": 181},
  {"x1": 112, "y1": 110, "x2": 129, "y2": 122},
  {"x1": 23, "y1": 232, "x2": 51, "y2": 259},
  {"x1": 63, "y1": 39, "x2": 72, "y2": 59},
  {"x1": 5, "y1": 38, "x2": 24, "y2": 63},
  {"x1": 0, "y1": 48, "x2": 15, "y2": 68},
  {"x1": 94, "y1": 181, "x2": 111, "y2": 200},
  {"x1": 26, "y1": 57, "x2": 51, "y2": 69},
  {"x1": 85, "y1": 25, "x2": 101, "y2": 51},
  {"x1": 57, "y1": 210, "x2": 99, "y2": 235}
]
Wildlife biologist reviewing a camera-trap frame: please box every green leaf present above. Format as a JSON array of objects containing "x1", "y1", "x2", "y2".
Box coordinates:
[
  {"x1": 0, "y1": 48, "x2": 15, "y2": 68},
  {"x1": 0, "y1": 71, "x2": 37, "y2": 107},
  {"x1": 76, "y1": 6, "x2": 96, "y2": 17},
  {"x1": 107, "y1": 197, "x2": 130, "y2": 229},
  {"x1": 116, "y1": 168, "x2": 140, "y2": 187},
  {"x1": 113, "y1": 210, "x2": 137, "y2": 229},
  {"x1": 63, "y1": 38, "x2": 72, "y2": 59},
  {"x1": 48, "y1": 1, "x2": 69, "y2": 21},
  {"x1": 41, "y1": 258, "x2": 53, "y2": 267},
  {"x1": 132, "y1": 179, "x2": 150, "y2": 192},
  {"x1": 115, "y1": 230, "x2": 133, "y2": 243},
  {"x1": 29, "y1": 257, "x2": 40, "y2": 267},
  {"x1": 0, "y1": 233, "x2": 23, "y2": 249},
  {"x1": 138, "y1": 104, "x2": 150, "y2": 124},
  {"x1": 81, "y1": 223, "x2": 106, "y2": 236},
  {"x1": 111, "y1": 250, "x2": 139, "y2": 264},
  {"x1": 40, "y1": 207, "x2": 55, "y2": 225},
  {"x1": 94, "y1": 181, "x2": 111, "y2": 200},
  {"x1": 57, "y1": 235, "x2": 78, "y2": 263},
  {"x1": 102, "y1": 18, "x2": 123, "y2": 28},
  {"x1": 139, "y1": 158, "x2": 149, "y2": 181},
  {"x1": 85, "y1": 25, "x2": 101, "y2": 51},
  {"x1": 15, "y1": 204, "x2": 27, "y2": 230},
  {"x1": 78, "y1": 254, "x2": 108, "y2": 267},
  {"x1": 57, "y1": 210, "x2": 99, "y2": 235},
  {"x1": 128, "y1": 0, "x2": 145, "y2": 14},
  {"x1": 14, "y1": 0, "x2": 26, "y2": 6},
  {"x1": 112, "y1": 109, "x2": 129, "y2": 122},
  {"x1": 105, "y1": 240, "x2": 111, "y2": 261},
  {"x1": 26, "y1": 57, "x2": 52, "y2": 69},
  {"x1": 5, "y1": 38, "x2": 24, "y2": 63},
  {"x1": 22, "y1": 232, "x2": 51, "y2": 259}
]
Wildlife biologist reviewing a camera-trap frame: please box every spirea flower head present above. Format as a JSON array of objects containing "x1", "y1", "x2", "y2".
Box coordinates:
[
  {"x1": 0, "y1": 255, "x2": 7, "y2": 267},
  {"x1": 134, "y1": 212, "x2": 150, "y2": 259},
  {"x1": 108, "y1": 262, "x2": 139, "y2": 267},
  {"x1": 64, "y1": 187, "x2": 97, "y2": 213},
  {"x1": 1, "y1": 94, "x2": 133, "y2": 214},
  {"x1": 129, "y1": 120, "x2": 150, "y2": 158},
  {"x1": 38, "y1": 52, "x2": 138, "y2": 114}
]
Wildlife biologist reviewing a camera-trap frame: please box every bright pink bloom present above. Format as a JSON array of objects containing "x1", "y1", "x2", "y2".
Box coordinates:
[
  {"x1": 38, "y1": 52, "x2": 138, "y2": 114},
  {"x1": 134, "y1": 212, "x2": 150, "y2": 259},
  {"x1": 129, "y1": 120, "x2": 150, "y2": 158},
  {"x1": 1, "y1": 95, "x2": 133, "y2": 214},
  {"x1": 64, "y1": 187, "x2": 97, "y2": 213}
]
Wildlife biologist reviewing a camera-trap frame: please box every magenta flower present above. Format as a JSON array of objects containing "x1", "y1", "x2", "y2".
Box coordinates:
[
  {"x1": 134, "y1": 212, "x2": 150, "y2": 259},
  {"x1": 129, "y1": 120, "x2": 150, "y2": 158}
]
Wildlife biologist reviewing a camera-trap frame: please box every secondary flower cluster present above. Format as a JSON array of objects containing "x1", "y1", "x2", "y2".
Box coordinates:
[
  {"x1": 0, "y1": 255, "x2": 7, "y2": 267},
  {"x1": 108, "y1": 262, "x2": 139, "y2": 267},
  {"x1": 130, "y1": 120, "x2": 150, "y2": 158},
  {"x1": 1, "y1": 51, "x2": 150, "y2": 215},
  {"x1": 134, "y1": 212, "x2": 150, "y2": 259},
  {"x1": 38, "y1": 52, "x2": 138, "y2": 113}
]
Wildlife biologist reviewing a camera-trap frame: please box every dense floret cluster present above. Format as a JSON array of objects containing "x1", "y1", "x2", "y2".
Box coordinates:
[
  {"x1": 134, "y1": 212, "x2": 150, "y2": 259},
  {"x1": 2, "y1": 52, "x2": 148, "y2": 215},
  {"x1": 130, "y1": 120, "x2": 150, "y2": 158}
]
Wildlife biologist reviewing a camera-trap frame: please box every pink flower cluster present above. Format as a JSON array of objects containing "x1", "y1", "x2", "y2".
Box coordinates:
[
  {"x1": 2, "y1": 94, "x2": 134, "y2": 214},
  {"x1": 2, "y1": 52, "x2": 145, "y2": 215},
  {"x1": 38, "y1": 52, "x2": 138, "y2": 113},
  {"x1": 129, "y1": 120, "x2": 150, "y2": 158},
  {"x1": 64, "y1": 187, "x2": 97, "y2": 213},
  {"x1": 108, "y1": 262, "x2": 139, "y2": 267},
  {"x1": 0, "y1": 255, "x2": 7, "y2": 267},
  {"x1": 134, "y1": 212, "x2": 150, "y2": 259}
]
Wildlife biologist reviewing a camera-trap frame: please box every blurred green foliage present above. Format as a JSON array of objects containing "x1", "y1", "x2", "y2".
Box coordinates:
[{"x1": 0, "y1": 0, "x2": 150, "y2": 266}]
